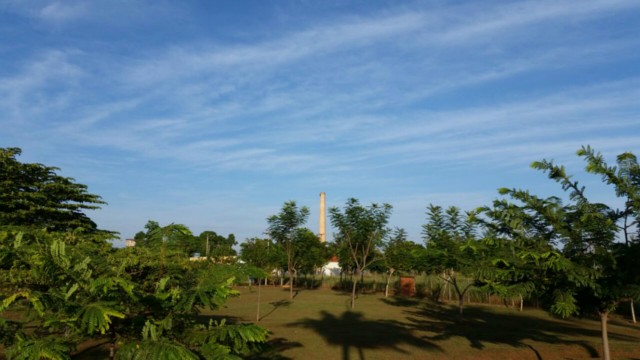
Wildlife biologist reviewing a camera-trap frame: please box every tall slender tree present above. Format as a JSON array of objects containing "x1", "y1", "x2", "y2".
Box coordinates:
[
  {"x1": 422, "y1": 205, "x2": 483, "y2": 316},
  {"x1": 329, "y1": 198, "x2": 392, "y2": 309},
  {"x1": 266, "y1": 201, "x2": 309, "y2": 300}
]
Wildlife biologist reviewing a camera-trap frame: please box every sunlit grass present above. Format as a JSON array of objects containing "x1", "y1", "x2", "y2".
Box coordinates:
[{"x1": 212, "y1": 285, "x2": 640, "y2": 360}]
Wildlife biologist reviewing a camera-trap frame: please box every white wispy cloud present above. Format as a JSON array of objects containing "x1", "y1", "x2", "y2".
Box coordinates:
[
  {"x1": 428, "y1": 0, "x2": 640, "y2": 45},
  {"x1": 38, "y1": 1, "x2": 86, "y2": 22},
  {"x1": 1, "y1": 0, "x2": 638, "y2": 240}
]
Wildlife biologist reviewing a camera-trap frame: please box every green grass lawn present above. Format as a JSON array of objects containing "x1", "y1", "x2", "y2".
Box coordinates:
[{"x1": 210, "y1": 285, "x2": 640, "y2": 360}]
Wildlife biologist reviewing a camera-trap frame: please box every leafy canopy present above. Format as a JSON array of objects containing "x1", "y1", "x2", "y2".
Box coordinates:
[{"x1": 0, "y1": 148, "x2": 107, "y2": 233}]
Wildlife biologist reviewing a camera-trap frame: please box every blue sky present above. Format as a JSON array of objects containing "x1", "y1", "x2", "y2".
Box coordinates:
[{"x1": 1, "y1": 0, "x2": 639, "y2": 246}]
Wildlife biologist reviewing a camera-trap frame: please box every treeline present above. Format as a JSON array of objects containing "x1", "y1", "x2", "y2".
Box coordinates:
[
  {"x1": 238, "y1": 146, "x2": 640, "y2": 360},
  {"x1": 132, "y1": 220, "x2": 237, "y2": 261},
  {"x1": 1, "y1": 146, "x2": 639, "y2": 360}
]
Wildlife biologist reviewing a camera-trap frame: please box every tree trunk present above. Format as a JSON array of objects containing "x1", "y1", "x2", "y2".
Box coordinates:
[
  {"x1": 289, "y1": 268, "x2": 294, "y2": 300},
  {"x1": 600, "y1": 311, "x2": 610, "y2": 360},
  {"x1": 519, "y1": 294, "x2": 524, "y2": 312},
  {"x1": 109, "y1": 328, "x2": 116, "y2": 360},
  {"x1": 351, "y1": 274, "x2": 358, "y2": 309},
  {"x1": 385, "y1": 270, "x2": 394, "y2": 298},
  {"x1": 631, "y1": 299, "x2": 637, "y2": 324},
  {"x1": 458, "y1": 295, "x2": 464, "y2": 316},
  {"x1": 256, "y1": 280, "x2": 261, "y2": 322}
]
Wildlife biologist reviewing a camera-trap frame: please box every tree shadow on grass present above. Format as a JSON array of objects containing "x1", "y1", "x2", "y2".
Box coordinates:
[
  {"x1": 248, "y1": 337, "x2": 303, "y2": 360},
  {"x1": 288, "y1": 310, "x2": 442, "y2": 360},
  {"x1": 405, "y1": 304, "x2": 640, "y2": 359},
  {"x1": 379, "y1": 296, "x2": 422, "y2": 308},
  {"x1": 259, "y1": 299, "x2": 293, "y2": 321}
]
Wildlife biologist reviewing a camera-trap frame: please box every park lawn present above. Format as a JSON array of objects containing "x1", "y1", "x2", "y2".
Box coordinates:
[{"x1": 211, "y1": 285, "x2": 640, "y2": 360}]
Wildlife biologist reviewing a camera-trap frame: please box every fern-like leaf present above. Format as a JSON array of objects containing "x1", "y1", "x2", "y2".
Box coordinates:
[
  {"x1": 77, "y1": 302, "x2": 125, "y2": 334},
  {"x1": 116, "y1": 339, "x2": 199, "y2": 360},
  {"x1": 5, "y1": 336, "x2": 71, "y2": 360}
]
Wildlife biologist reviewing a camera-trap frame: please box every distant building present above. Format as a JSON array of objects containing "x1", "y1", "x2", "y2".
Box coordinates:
[
  {"x1": 321, "y1": 255, "x2": 341, "y2": 276},
  {"x1": 125, "y1": 239, "x2": 136, "y2": 247}
]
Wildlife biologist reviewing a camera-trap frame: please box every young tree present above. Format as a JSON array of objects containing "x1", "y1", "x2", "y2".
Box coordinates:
[
  {"x1": 383, "y1": 228, "x2": 422, "y2": 297},
  {"x1": 266, "y1": 201, "x2": 310, "y2": 300},
  {"x1": 295, "y1": 228, "x2": 328, "y2": 279},
  {"x1": 422, "y1": 205, "x2": 483, "y2": 316},
  {"x1": 476, "y1": 198, "x2": 557, "y2": 311},
  {"x1": 329, "y1": 198, "x2": 392, "y2": 309},
  {"x1": 241, "y1": 238, "x2": 279, "y2": 275}
]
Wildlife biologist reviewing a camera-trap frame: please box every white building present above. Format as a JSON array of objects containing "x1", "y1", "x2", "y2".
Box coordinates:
[{"x1": 321, "y1": 256, "x2": 341, "y2": 276}]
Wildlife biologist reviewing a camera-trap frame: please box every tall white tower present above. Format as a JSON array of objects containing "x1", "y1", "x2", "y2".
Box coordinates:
[{"x1": 319, "y1": 192, "x2": 326, "y2": 243}]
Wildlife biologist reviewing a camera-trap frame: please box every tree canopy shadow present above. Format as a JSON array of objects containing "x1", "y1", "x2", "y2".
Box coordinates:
[
  {"x1": 379, "y1": 296, "x2": 422, "y2": 308},
  {"x1": 259, "y1": 299, "x2": 293, "y2": 321},
  {"x1": 405, "y1": 304, "x2": 640, "y2": 358},
  {"x1": 247, "y1": 337, "x2": 303, "y2": 360},
  {"x1": 288, "y1": 310, "x2": 442, "y2": 360}
]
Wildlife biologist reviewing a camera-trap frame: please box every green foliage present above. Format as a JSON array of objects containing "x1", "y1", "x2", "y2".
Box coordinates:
[
  {"x1": 116, "y1": 339, "x2": 200, "y2": 360},
  {"x1": 480, "y1": 146, "x2": 640, "y2": 360},
  {"x1": 240, "y1": 238, "x2": 284, "y2": 274},
  {"x1": 198, "y1": 230, "x2": 237, "y2": 260},
  {"x1": 294, "y1": 228, "x2": 328, "y2": 275},
  {"x1": 266, "y1": 201, "x2": 310, "y2": 298},
  {"x1": 5, "y1": 336, "x2": 72, "y2": 360},
  {"x1": 421, "y1": 205, "x2": 483, "y2": 275},
  {"x1": 384, "y1": 228, "x2": 423, "y2": 274},
  {"x1": 329, "y1": 198, "x2": 393, "y2": 272},
  {"x1": 329, "y1": 198, "x2": 392, "y2": 308},
  {"x1": 0, "y1": 149, "x2": 268, "y2": 359},
  {"x1": 550, "y1": 290, "x2": 579, "y2": 318},
  {"x1": 188, "y1": 319, "x2": 269, "y2": 358},
  {"x1": 0, "y1": 147, "x2": 107, "y2": 233},
  {"x1": 78, "y1": 302, "x2": 125, "y2": 334},
  {"x1": 1, "y1": 229, "x2": 268, "y2": 358}
]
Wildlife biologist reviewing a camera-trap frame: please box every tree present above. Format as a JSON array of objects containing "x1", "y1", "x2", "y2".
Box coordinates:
[
  {"x1": 241, "y1": 238, "x2": 279, "y2": 273},
  {"x1": 421, "y1": 205, "x2": 483, "y2": 316},
  {"x1": 0, "y1": 147, "x2": 108, "y2": 234},
  {"x1": 578, "y1": 146, "x2": 640, "y2": 244},
  {"x1": 476, "y1": 198, "x2": 557, "y2": 311},
  {"x1": 294, "y1": 228, "x2": 328, "y2": 279},
  {"x1": 198, "y1": 231, "x2": 237, "y2": 262},
  {"x1": 266, "y1": 201, "x2": 310, "y2": 300},
  {"x1": 578, "y1": 146, "x2": 640, "y2": 323},
  {"x1": 492, "y1": 146, "x2": 640, "y2": 360},
  {"x1": 329, "y1": 198, "x2": 392, "y2": 309},
  {"x1": 382, "y1": 228, "x2": 422, "y2": 297}
]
